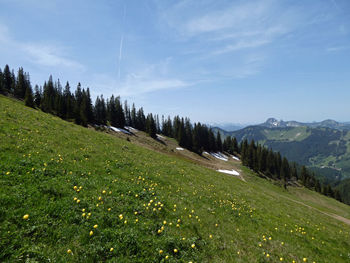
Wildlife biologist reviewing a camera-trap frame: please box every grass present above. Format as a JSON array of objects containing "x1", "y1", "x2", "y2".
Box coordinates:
[
  {"x1": 1, "y1": 94, "x2": 350, "y2": 262},
  {"x1": 262, "y1": 127, "x2": 311, "y2": 142}
]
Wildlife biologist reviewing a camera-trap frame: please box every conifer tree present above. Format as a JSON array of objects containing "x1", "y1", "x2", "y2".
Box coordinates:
[
  {"x1": 24, "y1": 84, "x2": 35, "y2": 108},
  {"x1": 208, "y1": 130, "x2": 217, "y2": 152},
  {"x1": 3, "y1": 65, "x2": 13, "y2": 94},
  {"x1": 85, "y1": 88, "x2": 94, "y2": 124},
  {"x1": 300, "y1": 166, "x2": 308, "y2": 186},
  {"x1": 280, "y1": 157, "x2": 290, "y2": 180},
  {"x1": 115, "y1": 96, "x2": 125, "y2": 128},
  {"x1": 290, "y1": 163, "x2": 298, "y2": 180},
  {"x1": 232, "y1": 137, "x2": 239, "y2": 153},
  {"x1": 146, "y1": 113, "x2": 157, "y2": 138},
  {"x1": 156, "y1": 115, "x2": 161, "y2": 134},
  {"x1": 315, "y1": 180, "x2": 321, "y2": 193},
  {"x1": 131, "y1": 103, "x2": 137, "y2": 128},
  {"x1": 74, "y1": 83, "x2": 83, "y2": 124},
  {"x1": 137, "y1": 107, "x2": 146, "y2": 131},
  {"x1": 0, "y1": 68, "x2": 3, "y2": 94},
  {"x1": 258, "y1": 147, "x2": 267, "y2": 172},
  {"x1": 64, "y1": 82, "x2": 74, "y2": 120},
  {"x1": 94, "y1": 95, "x2": 107, "y2": 125},
  {"x1": 124, "y1": 100, "x2": 131, "y2": 126},
  {"x1": 15, "y1": 68, "x2": 27, "y2": 99},
  {"x1": 41, "y1": 76, "x2": 55, "y2": 113},
  {"x1": 34, "y1": 85, "x2": 42, "y2": 108},
  {"x1": 266, "y1": 149, "x2": 275, "y2": 177},
  {"x1": 216, "y1": 132, "x2": 223, "y2": 152}
]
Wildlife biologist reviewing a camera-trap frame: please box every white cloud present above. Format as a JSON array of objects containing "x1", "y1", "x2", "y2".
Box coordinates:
[
  {"x1": 89, "y1": 60, "x2": 191, "y2": 97},
  {"x1": 185, "y1": 1, "x2": 272, "y2": 35},
  {"x1": 22, "y1": 44, "x2": 84, "y2": 70},
  {"x1": 0, "y1": 22, "x2": 84, "y2": 70},
  {"x1": 326, "y1": 46, "x2": 349, "y2": 52},
  {"x1": 213, "y1": 39, "x2": 270, "y2": 55}
]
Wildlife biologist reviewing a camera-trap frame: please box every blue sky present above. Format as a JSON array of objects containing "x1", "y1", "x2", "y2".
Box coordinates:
[{"x1": 0, "y1": 0, "x2": 349, "y2": 124}]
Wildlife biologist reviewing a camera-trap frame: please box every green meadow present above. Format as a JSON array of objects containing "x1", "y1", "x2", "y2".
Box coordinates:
[{"x1": 1, "y1": 95, "x2": 350, "y2": 262}]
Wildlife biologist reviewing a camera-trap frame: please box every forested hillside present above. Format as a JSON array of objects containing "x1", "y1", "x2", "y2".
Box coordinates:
[{"x1": 0, "y1": 64, "x2": 347, "y2": 205}]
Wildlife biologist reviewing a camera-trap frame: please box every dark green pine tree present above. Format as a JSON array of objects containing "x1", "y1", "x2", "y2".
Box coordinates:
[
  {"x1": 14, "y1": 68, "x2": 27, "y2": 99},
  {"x1": 24, "y1": 84, "x2": 35, "y2": 108},
  {"x1": 146, "y1": 113, "x2": 157, "y2": 138},
  {"x1": 240, "y1": 139, "x2": 249, "y2": 166},
  {"x1": 266, "y1": 149, "x2": 275, "y2": 178},
  {"x1": 192, "y1": 123, "x2": 201, "y2": 153},
  {"x1": 173, "y1": 116, "x2": 180, "y2": 139},
  {"x1": 34, "y1": 85, "x2": 42, "y2": 107},
  {"x1": 280, "y1": 157, "x2": 290, "y2": 181},
  {"x1": 136, "y1": 107, "x2": 146, "y2": 131},
  {"x1": 208, "y1": 129, "x2": 217, "y2": 152},
  {"x1": 131, "y1": 103, "x2": 137, "y2": 128},
  {"x1": 315, "y1": 180, "x2": 321, "y2": 193},
  {"x1": 0, "y1": 68, "x2": 3, "y2": 94},
  {"x1": 247, "y1": 140, "x2": 256, "y2": 169},
  {"x1": 184, "y1": 118, "x2": 193, "y2": 150},
  {"x1": 222, "y1": 136, "x2": 230, "y2": 153},
  {"x1": 300, "y1": 166, "x2": 308, "y2": 186},
  {"x1": 63, "y1": 82, "x2": 74, "y2": 120},
  {"x1": 177, "y1": 118, "x2": 186, "y2": 147},
  {"x1": 54, "y1": 79, "x2": 63, "y2": 116},
  {"x1": 41, "y1": 76, "x2": 55, "y2": 113},
  {"x1": 258, "y1": 147, "x2": 268, "y2": 173},
  {"x1": 156, "y1": 115, "x2": 161, "y2": 134},
  {"x1": 274, "y1": 152, "x2": 282, "y2": 179},
  {"x1": 124, "y1": 100, "x2": 131, "y2": 126},
  {"x1": 74, "y1": 83, "x2": 83, "y2": 124},
  {"x1": 216, "y1": 132, "x2": 223, "y2": 152},
  {"x1": 79, "y1": 89, "x2": 89, "y2": 126},
  {"x1": 85, "y1": 88, "x2": 94, "y2": 124},
  {"x1": 3, "y1": 65, "x2": 13, "y2": 94},
  {"x1": 290, "y1": 163, "x2": 298, "y2": 180},
  {"x1": 232, "y1": 137, "x2": 239, "y2": 153},
  {"x1": 115, "y1": 96, "x2": 125, "y2": 128},
  {"x1": 334, "y1": 189, "x2": 342, "y2": 201},
  {"x1": 94, "y1": 95, "x2": 107, "y2": 125}
]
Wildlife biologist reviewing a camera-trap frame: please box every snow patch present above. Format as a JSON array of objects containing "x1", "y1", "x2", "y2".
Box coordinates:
[
  {"x1": 108, "y1": 126, "x2": 132, "y2": 135},
  {"x1": 157, "y1": 134, "x2": 165, "y2": 139},
  {"x1": 203, "y1": 151, "x2": 209, "y2": 155},
  {"x1": 125, "y1": 126, "x2": 138, "y2": 132},
  {"x1": 176, "y1": 147, "x2": 184, "y2": 151},
  {"x1": 232, "y1": 155, "x2": 240, "y2": 161},
  {"x1": 211, "y1": 152, "x2": 228, "y2": 162},
  {"x1": 217, "y1": 169, "x2": 240, "y2": 176}
]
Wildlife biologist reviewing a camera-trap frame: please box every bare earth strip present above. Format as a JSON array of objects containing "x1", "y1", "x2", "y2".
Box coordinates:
[{"x1": 282, "y1": 196, "x2": 350, "y2": 226}]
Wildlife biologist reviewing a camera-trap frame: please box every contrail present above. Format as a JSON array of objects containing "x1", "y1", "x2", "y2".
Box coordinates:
[
  {"x1": 118, "y1": 35, "x2": 123, "y2": 82},
  {"x1": 118, "y1": 4, "x2": 127, "y2": 84},
  {"x1": 331, "y1": 0, "x2": 340, "y2": 10}
]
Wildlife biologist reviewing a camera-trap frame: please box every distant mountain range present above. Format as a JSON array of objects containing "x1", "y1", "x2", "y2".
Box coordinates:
[
  {"x1": 260, "y1": 118, "x2": 350, "y2": 130},
  {"x1": 209, "y1": 123, "x2": 247, "y2": 131},
  {"x1": 213, "y1": 118, "x2": 350, "y2": 203},
  {"x1": 213, "y1": 118, "x2": 350, "y2": 180}
]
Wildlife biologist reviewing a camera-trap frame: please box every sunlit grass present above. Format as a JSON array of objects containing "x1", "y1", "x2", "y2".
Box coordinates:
[{"x1": 0, "y1": 95, "x2": 350, "y2": 262}]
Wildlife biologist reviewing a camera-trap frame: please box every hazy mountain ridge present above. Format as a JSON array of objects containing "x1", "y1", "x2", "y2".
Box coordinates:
[
  {"x1": 214, "y1": 119, "x2": 350, "y2": 204},
  {"x1": 260, "y1": 118, "x2": 350, "y2": 130},
  {"x1": 214, "y1": 120, "x2": 350, "y2": 180},
  {"x1": 209, "y1": 123, "x2": 247, "y2": 132}
]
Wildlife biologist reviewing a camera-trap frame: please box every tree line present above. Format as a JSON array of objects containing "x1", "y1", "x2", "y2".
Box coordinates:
[
  {"x1": 0, "y1": 65, "x2": 223, "y2": 152},
  {"x1": 238, "y1": 138, "x2": 342, "y2": 201},
  {"x1": 0, "y1": 64, "x2": 344, "y2": 204}
]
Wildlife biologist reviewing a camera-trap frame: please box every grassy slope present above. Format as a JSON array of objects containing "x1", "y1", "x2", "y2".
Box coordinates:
[
  {"x1": 1, "y1": 95, "x2": 350, "y2": 263},
  {"x1": 262, "y1": 127, "x2": 311, "y2": 142}
]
